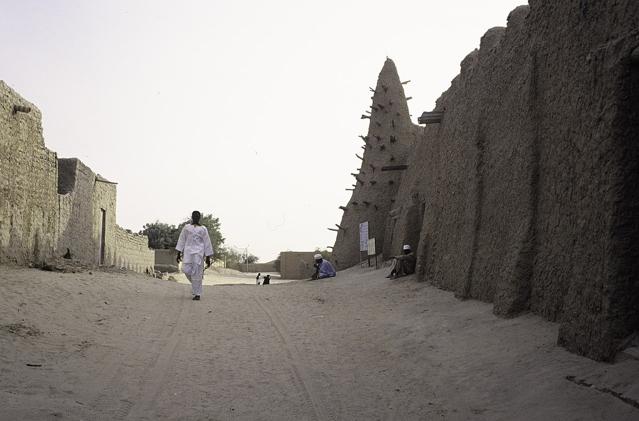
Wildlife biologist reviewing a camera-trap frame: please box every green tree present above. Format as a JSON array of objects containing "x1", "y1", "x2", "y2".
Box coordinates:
[
  {"x1": 314, "y1": 248, "x2": 332, "y2": 260},
  {"x1": 215, "y1": 246, "x2": 236, "y2": 265},
  {"x1": 140, "y1": 213, "x2": 226, "y2": 253},
  {"x1": 139, "y1": 221, "x2": 179, "y2": 249},
  {"x1": 176, "y1": 214, "x2": 225, "y2": 253},
  {"x1": 217, "y1": 246, "x2": 259, "y2": 268},
  {"x1": 242, "y1": 253, "x2": 259, "y2": 264}
]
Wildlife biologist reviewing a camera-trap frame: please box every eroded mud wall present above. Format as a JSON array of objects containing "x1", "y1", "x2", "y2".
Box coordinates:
[
  {"x1": 58, "y1": 158, "x2": 153, "y2": 273},
  {"x1": 529, "y1": 0, "x2": 639, "y2": 361},
  {"x1": 114, "y1": 226, "x2": 154, "y2": 273},
  {"x1": 388, "y1": 1, "x2": 639, "y2": 360},
  {"x1": 0, "y1": 82, "x2": 59, "y2": 265},
  {"x1": 58, "y1": 158, "x2": 101, "y2": 264},
  {"x1": 1, "y1": 81, "x2": 153, "y2": 274}
]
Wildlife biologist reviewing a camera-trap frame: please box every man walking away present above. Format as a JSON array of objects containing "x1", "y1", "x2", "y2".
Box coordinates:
[{"x1": 176, "y1": 211, "x2": 214, "y2": 300}]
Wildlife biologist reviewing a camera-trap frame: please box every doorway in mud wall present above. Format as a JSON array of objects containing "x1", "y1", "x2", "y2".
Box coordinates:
[
  {"x1": 389, "y1": 217, "x2": 397, "y2": 250},
  {"x1": 402, "y1": 199, "x2": 425, "y2": 252},
  {"x1": 99, "y1": 208, "x2": 106, "y2": 265}
]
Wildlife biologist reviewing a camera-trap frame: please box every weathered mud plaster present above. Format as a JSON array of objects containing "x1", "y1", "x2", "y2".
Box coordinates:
[
  {"x1": 0, "y1": 82, "x2": 153, "y2": 273},
  {"x1": 334, "y1": 1, "x2": 639, "y2": 361}
]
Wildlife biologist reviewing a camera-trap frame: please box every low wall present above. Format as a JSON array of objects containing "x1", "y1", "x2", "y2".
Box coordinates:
[
  {"x1": 114, "y1": 226, "x2": 154, "y2": 274},
  {"x1": 154, "y1": 249, "x2": 179, "y2": 273},
  {"x1": 280, "y1": 252, "x2": 316, "y2": 280},
  {"x1": 237, "y1": 262, "x2": 278, "y2": 273}
]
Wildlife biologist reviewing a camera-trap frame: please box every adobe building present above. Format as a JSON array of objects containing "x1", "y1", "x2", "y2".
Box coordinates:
[
  {"x1": 0, "y1": 81, "x2": 153, "y2": 273},
  {"x1": 332, "y1": 1, "x2": 639, "y2": 361},
  {"x1": 331, "y1": 59, "x2": 420, "y2": 270}
]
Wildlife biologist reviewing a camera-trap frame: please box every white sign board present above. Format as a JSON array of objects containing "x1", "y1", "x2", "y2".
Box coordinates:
[
  {"x1": 367, "y1": 238, "x2": 376, "y2": 256},
  {"x1": 359, "y1": 222, "x2": 369, "y2": 252}
]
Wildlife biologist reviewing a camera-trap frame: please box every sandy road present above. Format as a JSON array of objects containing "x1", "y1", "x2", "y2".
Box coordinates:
[{"x1": 1, "y1": 265, "x2": 639, "y2": 420}]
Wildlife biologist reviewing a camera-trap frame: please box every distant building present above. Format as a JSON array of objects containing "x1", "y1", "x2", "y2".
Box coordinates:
[{"x1": 279, "y1": 251, "x2": 317, "y2": 280}]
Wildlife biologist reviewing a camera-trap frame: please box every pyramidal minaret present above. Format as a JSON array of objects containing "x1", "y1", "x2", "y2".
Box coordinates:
[{"x1": 332, "y1": 59, "x2": 418, "y2": 270}]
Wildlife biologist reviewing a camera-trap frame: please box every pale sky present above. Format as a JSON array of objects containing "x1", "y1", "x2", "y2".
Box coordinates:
[{"x1": 1, "y1": 0, "x2": 524, "y2": 262}]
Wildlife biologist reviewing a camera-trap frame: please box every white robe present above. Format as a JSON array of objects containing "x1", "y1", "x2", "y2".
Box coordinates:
[{"x1": 176, "y1": 224, "x2": 214, "y2": 296}]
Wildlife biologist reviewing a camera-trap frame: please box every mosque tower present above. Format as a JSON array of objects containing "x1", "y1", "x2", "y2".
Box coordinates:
[{"x1": 331, "y1": 58, "x2": 419, "y2": 270}]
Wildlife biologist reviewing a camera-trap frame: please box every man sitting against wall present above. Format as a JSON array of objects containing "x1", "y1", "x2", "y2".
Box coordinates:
[
  {"x1": 311, "y1": 254, "x2": 336, "y2": 280},
  {"x1": 387, "y1": 244, "x2": 416, "y2": 279}
]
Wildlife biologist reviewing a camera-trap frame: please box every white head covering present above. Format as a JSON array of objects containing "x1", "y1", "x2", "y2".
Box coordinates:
[
  {"x1": 402, "y1": 244, "x2": 411, "y2": 251},
  {"x1": 314, "y1": 253, "x2": 323, "y2": 260}
]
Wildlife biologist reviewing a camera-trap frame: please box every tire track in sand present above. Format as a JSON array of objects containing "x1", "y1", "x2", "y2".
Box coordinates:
[
  {"x1": 124, "y1": 292, "x2": 189, "y2": 420},
  {"x1": 249, "y1": 290, "x2": 334, "y2": 421},
  {"x1": 88, "y1": 287, "x2": 187, "y2": 419}
]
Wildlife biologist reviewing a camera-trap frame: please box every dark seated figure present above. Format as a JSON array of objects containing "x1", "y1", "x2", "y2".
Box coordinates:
[{"x1": 387, "y1": 244, "x2": 416, "y2": 279}]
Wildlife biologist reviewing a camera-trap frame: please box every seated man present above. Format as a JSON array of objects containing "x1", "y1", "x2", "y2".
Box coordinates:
[
  {"x1": 387, "y1": 244, "x2": 416, "y2": 279},
  {"x1": 311, "y1": 254, "x2": 336, "y2": 280}
]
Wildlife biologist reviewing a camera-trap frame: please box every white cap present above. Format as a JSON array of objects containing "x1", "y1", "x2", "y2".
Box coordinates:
[
  {"x1": 314, "y1": 254, "x2": 323, "y2": 260},
  {"x1": 402, "y1": 245, "x2": 411, "y2": 251}
]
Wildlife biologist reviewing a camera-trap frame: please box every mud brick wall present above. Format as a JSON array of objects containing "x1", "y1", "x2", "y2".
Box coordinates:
[
  {"x1": 57, "y1": 158, "x2": 153, "y2": 274},
  {"x1": 238, "y1": 262, "x2": 278, "y2": 273},
  {"x1": 57, "y1": 158, "x2": 118, "y2": 266},
  {"x1": 154, "y1": 249, "x2": 179, "y2": 272},
  {"x1": 114, "y1": 226, "x2": 154, "y2": 273},
  {"x1": 1, "y1": 81, "x2": 153, "y2": 274},
  {"x1": 92, "y1": 178, "x2": 117, "y2": 266},
  {"x1": 386, "y1": 1, "x2": 639, "y2": 361},
  {"x1": 280, "y1": 251, "x2": 316, "y2": 280},
  {"x1": 58, "y1": 159, "x2": 102, "y2": 263},
  {"x1": 332, "y1": 59, "x2": 420, "y2": 270},
  {"x1": 0, "y1": 81, "x2": 59, "y2": 265}
]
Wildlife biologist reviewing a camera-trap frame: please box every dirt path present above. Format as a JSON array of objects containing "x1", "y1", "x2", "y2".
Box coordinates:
[{"x1": 1, "y1": 265, "x2": 638, "y2": 420}]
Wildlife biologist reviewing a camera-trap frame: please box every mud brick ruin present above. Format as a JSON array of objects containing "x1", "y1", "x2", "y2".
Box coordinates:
[
  {"x1": 333, "y1": 1, "x2": 639, "y2": 361},
  {"x1": 0, "y1": 81, "x2": 154, "y2": 273}
]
